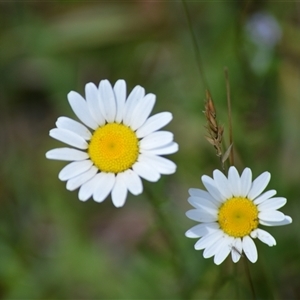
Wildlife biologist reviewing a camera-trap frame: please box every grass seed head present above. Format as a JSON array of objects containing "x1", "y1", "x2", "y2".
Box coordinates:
[{"x1": 204, "y1": 90, "x2": 224, "y2": 159}]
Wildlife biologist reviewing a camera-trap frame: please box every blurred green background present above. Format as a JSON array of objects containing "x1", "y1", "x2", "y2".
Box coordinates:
[{"x1": 1, "y1": 1, "x2": 299, "y2": 299}]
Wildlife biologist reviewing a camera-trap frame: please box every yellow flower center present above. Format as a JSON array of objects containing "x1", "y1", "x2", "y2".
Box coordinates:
[
  {"x1": 218, "y1": 197, "x2": 259, "y2": 238},
  {"x1": 88, "y1": 123, "x2": 139, "y2": 173}
]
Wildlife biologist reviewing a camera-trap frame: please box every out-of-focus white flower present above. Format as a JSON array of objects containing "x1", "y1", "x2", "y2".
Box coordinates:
[
  {"x1": 245, "y1": 12, "x2": 282, "y2": 74},
  {"x1": 246, "y1": 12, "x2": 282, "y2": 48}
]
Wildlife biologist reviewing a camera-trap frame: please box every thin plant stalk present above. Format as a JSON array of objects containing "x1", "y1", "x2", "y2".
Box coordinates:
[
  {"x1": 145, "y1": 186, "x2": 190, "y2": 299},
  {"x1": 182, "y1": 0, "x2": 208, "y2": 90},
  {"x1": 243, "y1": 256, "x2": 257, "y2": 300},
  {"x1": 224, "y1": 67, "x2": 234, "y2": 166}
]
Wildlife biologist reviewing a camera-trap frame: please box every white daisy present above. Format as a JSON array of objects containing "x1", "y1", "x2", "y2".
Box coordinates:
[
  {"x1": 46, "y1": 79, "x2": 178, "y2": 207},
  {"x1": 185, "y1": 166, "x2": 292, "y2": 265}
]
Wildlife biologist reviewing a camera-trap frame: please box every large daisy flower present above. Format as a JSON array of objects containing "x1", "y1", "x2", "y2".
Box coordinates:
[
  {"x1": 46, "y1": 79, "x2": 178, "y2": 207},
  {"x1": 185, "y1": 166, "x2": 292, "y2": 265}
]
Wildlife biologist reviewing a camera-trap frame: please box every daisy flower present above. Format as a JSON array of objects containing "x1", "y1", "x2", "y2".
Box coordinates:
[
  {"x1": 185, "y1": 166, "x2": 292, "y2": 265},
  {"x1": 46, "y1": 79, "x2": 178, "y2": 207}
]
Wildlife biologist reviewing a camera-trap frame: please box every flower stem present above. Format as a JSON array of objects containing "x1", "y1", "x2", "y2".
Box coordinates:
[
  {"x1": 224, "y1": 67, "x2": 234, "y2": 167},
  {"x1": 182, "y1": 0, "x2": 208, "y2": 90},
  {"x1": 145, "y1": 185, "x2": 190, "y2": 299},
  {"x1": 243, "y1": 256, "x2": 257, "y2": 300}
]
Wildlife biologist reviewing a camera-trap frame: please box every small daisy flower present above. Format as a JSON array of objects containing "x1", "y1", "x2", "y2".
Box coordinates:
[
  {"x1": 185, "y1": 166, "x2": 292, "y2": 265},
  {"x1": 46, "y1": 79, "x2": 178, "y2": 207}
]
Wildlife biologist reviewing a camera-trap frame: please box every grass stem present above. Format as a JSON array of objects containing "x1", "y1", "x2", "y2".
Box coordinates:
[
  {"x1": 243, "y1": 256, "x2": 257, "y2": 300},
  {"x1": 182, "y1": 0, "x2": 208, "y2": 90},
  {"x1": 224, "y1": 67, "x2": 234, "y2": 166}
]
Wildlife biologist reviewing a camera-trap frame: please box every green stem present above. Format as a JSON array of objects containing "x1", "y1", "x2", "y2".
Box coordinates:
[
  {"x1": 145, "y1": 185, "x2": 190, "y2": 299},
  {"x1": 243, "y1": 256, "x2": 257, "y2": 300},
  {"x1": 224, "y1": 67, "x2": 234, "y2": 167},
  {"x1": 182, "y1": 0, "x2": 208, "y2": 90},
  {"x1": 234, "y1": 263, "x2": 240, "y2": 300}
]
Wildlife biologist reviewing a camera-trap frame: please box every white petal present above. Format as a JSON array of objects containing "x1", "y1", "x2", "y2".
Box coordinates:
[
  {"x1": 121, "y1": 169, "x2": 143, "y2": 195},
  {"x1": 46, "y1": 148, "x2": 89, "y2": 161},
  {"x1": 132, "y1": 161, "x2": 160, "y2": 182},
  {"x1": 185, "y1": 222, "x2": 219, "y2": 238},
  {"x1": 49, "y1": 128, "x2": 88, "y2": 149},
  {"x1": 185, "y1": 209, "x2": 218, "y2": 222},
  {"x1": 78, "y1": 173, "x2": 102, "y2": 201},
  {"x1": 214, "y1": 236, "x2": 234, "y2": 265},
  {"x1": 129, "y1": 93, "x2": 156, "y2": 131},
  {"x1": 123, "y1": 85, "x2": 145, "y2": 125},
  {"x1": 56, "y1": 117, "x2": 92, "y2": 140},
  {"x1": 136, "y1": 112, "x2": 172, "y2": 138},
  {"x1": 228, "y1": 166, "x2": 241, "y2": 196},
  {"x1": 93, "y1": 172, "x2": 115, "y2": 203},
  {"x1": 259, "y1": 215, "x2": 292, "y2": 226},
  {"x1": 114, "y1": 79, "x2": 126, "y2": 123},
  {"x1": 58, "y1": 160, "x2": 93, "y2": 181},
  {"x1": 140, "y1": 131, "x2": 174, "y2": 150},
  {"x1": 189, "y1": 188, "x2": 209, "y2": 198},
  {"x1": 188, "y1": 196, "x2": 218, "y2": 210},
  {"x1": 213, "y1": 169, "x2": 232, "y2": 199},
  {"x1": 111, "y1": 174, "x2": 128, "y2": 207},
  {"x1": 188, "y1": 188, "x2": 220, "y2": 206},
  {"x1": 138, "y1": 154, "x2": 176, "y2": 175},
  {"x1": 240, "y1": 168, "x2": 252, "y2": 197},
  {"x1": 141, "y1": 142, "x2": 178, "y2": 155},
  {"x1": 203, "y1": 239, "x2": 221, "y2": 258},
  {"x1": 242, "y1": 236, "x2": 258, "y2": 263},
  {"x1": 247, "y1": 171, "x2": 271, "y2": 200},
  {"x1": 99, "y1": 79, "x2": 116, "y2": 122},
  {"x1": 258, "y1": 197, "x2": 287, "y2": 211},
  {"x1": 231, "y1": 238, "x2": 242, "y2": 263},
  {"x1": 201, "y1": 175, "x2": 226, "y2": 202},
  {"x1": 203, "y1": 236, "x2": 227, "y2": 259},
  {"x1": 259, "y1": 210, "x2": 285, "y2": 222},
  {"x1": 283, "y1": 215, "x2": 292, "y2": 224},
  {"x1": 66, "y1": 166, "x2": 98, "y2": 191},
  {"x1": 194, "y1": 230, "x2": 223, "y2": 250},
  {"x1": 85, "y1": 82, "x2": 105, "y2": 126},
  {"x1": 67, "y1": 91, "x2": 98, "y2": 129},
  {"x1": 253, "y1": 190, "x2": 277, "y2": 205},
  {"x1": 250, "y1": 228, "x2": 276, "y2": 246}
]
